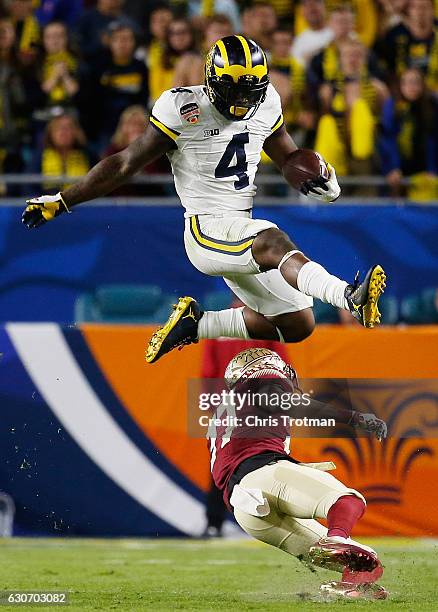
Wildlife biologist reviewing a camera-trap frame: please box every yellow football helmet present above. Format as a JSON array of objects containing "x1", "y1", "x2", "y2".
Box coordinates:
[{"x1": 205, "y1": 35, "x2": 269, "y2": 121}]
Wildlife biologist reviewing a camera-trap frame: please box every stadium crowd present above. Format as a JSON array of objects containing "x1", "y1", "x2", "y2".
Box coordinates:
[{"x1": 0, "y1": 0, "x2": 437, "y2": 198}]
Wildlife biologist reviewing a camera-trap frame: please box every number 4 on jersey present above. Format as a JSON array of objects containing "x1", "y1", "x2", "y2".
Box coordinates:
[{"x1": 215, "y1": 132, "x2": 249, "y2": 190}]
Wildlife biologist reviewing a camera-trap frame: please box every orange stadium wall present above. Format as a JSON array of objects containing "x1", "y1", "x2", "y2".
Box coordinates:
[{"x1": 82, "y1": 324, "x2": 438, "y2": 538}]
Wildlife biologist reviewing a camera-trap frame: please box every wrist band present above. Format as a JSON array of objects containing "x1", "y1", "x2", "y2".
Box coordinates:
[{"x1": 59, "y1": 193, "x2": 72, "y2": 214}]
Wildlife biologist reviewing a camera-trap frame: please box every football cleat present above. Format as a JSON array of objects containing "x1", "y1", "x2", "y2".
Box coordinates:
[
  {"x1": 320, "y1": 581, "x2": 389, "y2": 600},
  {"x1": 309, "y1": 536, "x2": 379, "y2": 575},
  {"x1": 345, "y1": 265, "x2": 386, "y2": 328},
  {"x1": 342, "y1": 560, "x2": 384, "y2": 585},
  {"x1": 145, "y1": 296, "x2": 201, "y2": 363}
]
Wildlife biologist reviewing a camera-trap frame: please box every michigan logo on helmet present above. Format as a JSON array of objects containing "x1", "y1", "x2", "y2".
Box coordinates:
[{"x1": 205, "y1": 35, "x2": 269, "y2": 121}]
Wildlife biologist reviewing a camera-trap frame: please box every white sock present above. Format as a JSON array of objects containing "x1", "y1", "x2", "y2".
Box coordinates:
[
  {"x1": 296, "y1": 261, "x2": 349, "y2": 310},
  {"x1": 198, "y1": 307, "x2": 250, "y2": 340}
]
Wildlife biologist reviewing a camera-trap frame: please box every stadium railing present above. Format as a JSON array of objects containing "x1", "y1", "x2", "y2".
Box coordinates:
[{"x1": 1, "y1": 174, "x2": 437, "y2": 206}]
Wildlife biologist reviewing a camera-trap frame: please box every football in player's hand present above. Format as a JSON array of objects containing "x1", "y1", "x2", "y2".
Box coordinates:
[{"x1": 282, "y1": 149, "x2": 329, "y2": 191}]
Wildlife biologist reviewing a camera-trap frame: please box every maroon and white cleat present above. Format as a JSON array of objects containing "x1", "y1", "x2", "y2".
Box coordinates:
[
  {"x1": 342, "y1": 560, "x2": 384, "y2": 584},
  {"x1": 309, "y1": 536, "x2": 380, "y2": 575},
  {"x1": 320, "y1": 581, "x2": 389, "y2": 600}
]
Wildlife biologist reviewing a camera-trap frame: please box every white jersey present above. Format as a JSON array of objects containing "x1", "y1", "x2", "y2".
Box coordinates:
[{"x1": 150, "y1": 84, "x2": 283, "y2": 217}]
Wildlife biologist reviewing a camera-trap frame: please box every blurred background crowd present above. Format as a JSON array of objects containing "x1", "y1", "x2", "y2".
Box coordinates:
[{"x1": 0, "y1": 0, "x2": 437, "y2": 199}]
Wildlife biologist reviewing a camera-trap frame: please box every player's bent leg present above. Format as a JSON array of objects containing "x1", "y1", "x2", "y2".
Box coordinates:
[
  {"x1": 146, "y1": 258, "x2": 317, "y2": 362},
  {"x1": 252, "y1": 228, "x2": 386, "y2": 328},
  {"x1": 241, "y1": 307, "x2": 279, "y2": 340},
  {"x1": 146, "y1": 299, "x2": 311, "y2": 364},
  {"x1": 233, "y1": 461, "x2": 382, "y2": 579},
  {"x1": 267, "y1": 309, "x2": 315, "y2": 343},
  {"x1": 234, "y1": 505, "x2": 385, "y2": 598},
  {"x1": 233, "y1": 506, "x2": 326, "y2": 560},
  {"x1": 239, "y1": 307, "x2": 315, "y2": 342},
  {"x1": 223, "y1": 269, "x2": 314, "y2": 340},
  {"x1": 237, "y1": 461, "x2": 366, "y2": 520}
]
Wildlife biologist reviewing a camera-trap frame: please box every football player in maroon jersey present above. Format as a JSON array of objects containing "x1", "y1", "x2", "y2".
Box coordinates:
[{"x1": 206, "y1": 347, "x2": 388, "y2": 600}]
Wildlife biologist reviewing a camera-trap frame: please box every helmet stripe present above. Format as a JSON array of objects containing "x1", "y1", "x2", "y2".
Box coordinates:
[
  {"x1": 216, "y1": 39, "x2": 229, "y2": 68},
  {"x1": 222, "y1": 35, "x2": 246, "y2": 67},
  {"x1": 236, "y1": 35, "x2": 252, "y2": 70},
  {"x1": 247, "y1": 38, "x2": 267, "y2": 68}
]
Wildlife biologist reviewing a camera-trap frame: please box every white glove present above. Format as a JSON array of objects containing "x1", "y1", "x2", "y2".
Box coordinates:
[
  {"x1": 350, "y1": 411, "x2": 388, "y2": 441},
  {"x1": 301, "y1": 160, "x2": 341, "y2": 203}
]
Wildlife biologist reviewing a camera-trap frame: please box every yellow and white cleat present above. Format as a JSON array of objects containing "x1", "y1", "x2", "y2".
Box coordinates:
[
  {"x1": 345, "y1": 265, "x2": 386, "y2": 328},
  {"x1": 145, "y1": 296, "x2": 201, "y2": 364}
]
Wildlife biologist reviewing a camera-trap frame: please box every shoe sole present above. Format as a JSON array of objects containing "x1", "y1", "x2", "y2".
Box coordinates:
[
  {"x1": 145, "y1": 296, "x2": 195, "y2": 364},
  {"x1": 362, "y1": 265, "x2": 386, "y2": 328},
  {"x1": 309, "y1": 545, "x2": 378, "y2": 574}
]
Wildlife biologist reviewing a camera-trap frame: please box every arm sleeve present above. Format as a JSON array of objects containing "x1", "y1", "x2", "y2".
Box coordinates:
[{"x1": 150, "y1": 90, "x2": 184, "y2": 145}]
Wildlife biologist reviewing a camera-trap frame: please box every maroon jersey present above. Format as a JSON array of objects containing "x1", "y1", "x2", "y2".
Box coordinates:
[{"x1": 207, "y1": 376, "x2": 292, "y2": 506}]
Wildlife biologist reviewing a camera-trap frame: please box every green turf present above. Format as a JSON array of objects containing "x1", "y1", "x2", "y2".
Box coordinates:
[{"x1": 0, "y1": 537, "x2": 436, "y2": 611}]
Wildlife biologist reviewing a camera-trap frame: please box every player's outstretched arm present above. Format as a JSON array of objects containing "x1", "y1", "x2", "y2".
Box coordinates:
[
  {"x1": 22, "y1": 125, "x2": 174, "y2": 229},
  {"x1": 303, "y1": 397, "x2": 387, "y2": 441},
  {"x1": 263, "y1": 124, "x2": 340, "y2": 202}
]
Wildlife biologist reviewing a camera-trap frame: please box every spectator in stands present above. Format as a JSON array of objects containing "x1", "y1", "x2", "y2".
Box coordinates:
[
  {"x1": 103, "y1": 104, "x2": 171, "y2": 195},
  {"x1": 39, "y1": 22, "x2": 79, "y2": 113},
  {"x1": 308, "y1": 6, "x2": 356, "y2": 92},
  {"x1": 291, "y1": 0, "x2": 333, "y2": 66},
  {"x1": 375, "y1": 0, "x2": 438, "y2": 92},
  {"x1": 308, "y1": 6, "x2": 383, "y2": 100},
  {"x1": 263, "y1": 0, "x2": 295, "y2": 28},
  {"x1": 270, "y1": 28, "x2": 314, "y2": 147},
  {"x1": 36, "y1": 112, "x2": 90, "y2": 191},
  {"x1": 327, "y1": 4, "x2": 356, "y2": 43},
  {"x1": 294, "y1": 0, "x2": 378, "y2": 49},
  {"x1": 380, "y1": 67, "x2": 438, "y2": 200},
  {"x1": 149, "y1": 17, "x2": 196, "y2": 102},
  {"x1": 0, "y1": 16, "x2": 26, "y2": 192},
  {"x1": 241, "y1": 3, "x2": 277, "y2": 51},
  {"x1": 146, "y1": 3, "x2": 173, "y2": 55},
  {"x1": 75, "y1": 0, "x2": 136, "y2": 61},
  {"x1": 123, "y1": 0, "x2": 164, "y2": 41},
  {"x1": 314, "y1": 39, "x2": 388, "y2": 189},
  {"x1": 187, "y1": 0, "x2": 240, "y2": 32},
  {"x1": 4, "y1": 0, "x2": 39, "y2": 66},
  {"x1": 35, "y1": 0, "x2": 83, "y2": 29},
  {"x1": 92, "y1": 21, "x2": 149, "y2": 149},
  {"x1": 376, "y1": 0, "x2": 408, "y2": 34},
  {"x1": 173, "y1": 14, "x2": 233, "y2": 87}
]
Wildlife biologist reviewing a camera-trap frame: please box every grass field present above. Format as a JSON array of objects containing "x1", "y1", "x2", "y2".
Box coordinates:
[{"x1": 0, "y1": 537, "x2": 436, "y2": 611}]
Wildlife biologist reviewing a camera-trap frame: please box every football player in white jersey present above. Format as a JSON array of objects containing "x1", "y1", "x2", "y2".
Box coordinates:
[{"x1": 22, "y1": 36, "x2": 386, "y2": 361}]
